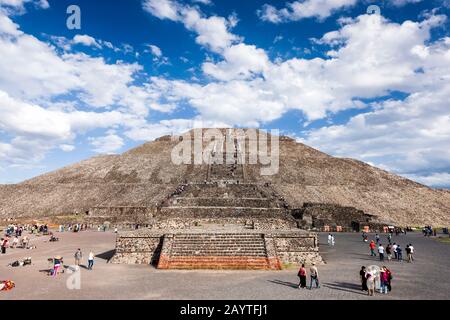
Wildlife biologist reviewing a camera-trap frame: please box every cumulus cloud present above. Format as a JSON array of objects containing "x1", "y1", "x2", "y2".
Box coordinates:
[
  {"x1": 72, "y1": 34, "x2": 102, "y2": 49},
  {"x1": 89, "y1": 133, "x2": 125, "y2": 154},
  {"x1": 258, "y1": 0, "x2": 358, "y2": 23},
  {"x1": 143, "y1": 0, "x2": 239, "y2": 53}
]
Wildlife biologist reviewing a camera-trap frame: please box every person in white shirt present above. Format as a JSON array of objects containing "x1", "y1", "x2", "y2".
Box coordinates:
[
  {"x1": 88, "y1": 251, "x2": 94, "y2": 270},
  {"x1": 392, "y1": 243, "x2": 398, "y2": 259},
  {"x1": 378, "y1": 244, "x2": 385, "y2": 261}
]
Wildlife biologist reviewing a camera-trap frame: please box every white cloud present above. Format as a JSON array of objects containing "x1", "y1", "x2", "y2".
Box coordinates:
[
  {"x1": 89, "y1": 133, "x2": 125, "y2": 154},
  {"x1": 202, "y1": 43, "x2": 270, "y2": 81},
  {"x1": 73, "y1": 34, "x2": 102, "y2": 49},
  {"x1": 391, "y1": 0, "x2": 423, "y2": 7},
  {"x1": 143, "y1": 0, "x2": 239, "y2": 53},
  {"x1": 59, "y1": 144, "x2": 75, "y2": 152},
  {"x1": 147, "y1": 44, "x2": 162, "y2": 57},
  {"x1": 192, "y1": 0, "x2": 211, "y2": 4},
  {"x1": 258, "y1": 0, "x2": 358, "y2": 23}
]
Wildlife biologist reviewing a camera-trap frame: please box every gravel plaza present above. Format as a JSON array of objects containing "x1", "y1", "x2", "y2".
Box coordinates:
[{"x1": 1, "y1": 230, "x2": 449, "y2": 300}]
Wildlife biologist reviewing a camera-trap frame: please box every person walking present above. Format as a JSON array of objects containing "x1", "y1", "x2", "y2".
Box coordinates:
[
  {"x1": 378, "y1": 244, "x2": 385, "y2": 262},
  {"x1": 408, "y1": 244, "x2": 414, "y2": 262},
  {"x1": 369, "y1": 240, "x2": 376, "y2": 256},
  {"x1": 309, "y1": 263, "x2": 320, "y2": 289},
  {"x1": 396, "y1": 245, "x2": 403, "y2": 262},
  {"x1": 87, "y1": 251, "x2": 94, "y2": 270},
  {"x1": 11, "y1": 236, "x2": 19, "y2": 249},
  {"x1": 386, "y1": 244, "x2": 392, "y2": 261},
  {"x1": 74, "y1": 248, "x2": 82, "y2": 266},
  {"x1": 1, "y1": 237, "x2": 9, "y2": 254},
  {"x1": 380, "y1": 267, "x2": 389, "y2": 294},
  {"x1": 331, "y1": 235, "x2": 335, "y2": 246},
  {"x1": 327, "y1": 233, "x2": 332, "y2": 246},
  {"x1": 297, "y1": 264, "x2": 307, "y2": 289},
  {"x1": 387, "y1": 233, "x2": 392, "y2": 245},
  {"x1": 360, "y1": 266, "x2": 368, "y2": 291},
  {"x1": 392, "y1": 243, "x2": 398, "y2": 260},
  {"x1": 375, "y1": 234, "x2": 380, "y2": 244}
]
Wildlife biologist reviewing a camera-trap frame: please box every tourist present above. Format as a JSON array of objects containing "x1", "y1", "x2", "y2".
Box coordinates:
[
  {"x1": 327, "y1": 233, "x2": 332, "y2": 246},
  {"x1": 74, "y1": 249, "x2": 82, "y2": 266},
  {"x1": 396, "y1": 245, "x2": 403, "y2": 262},
  {"x1": 392, "y1": 243, "x2": 398, "y2": 260},
  {"x1": 53, "y1": 256, "x2": 62, "y2": 277},
  {"x1": 1, "y1": 237, "x2": 8, "y2": 254},
  {"x1": 375, "y1": 234, "x2": 380, "y2": 244},
  {"x1": 369, "y1": 240, "x2": 376, "y2": 257},
  {"x1": 114, "y1": 227, "x2": 118, "y2": 233},
  {"x1": 380, "y1": 267, "x2": 389, "y2": 294},
  {"x1": 366, "y1": 271, "x2": 375, "y2": 296},
  {"x1": 387, "y1": 233, "x2": 392, "y2": 244},
  {"x1": 385, "y1": 267, "x2": 393, "y2": 292},
  {"x1": 407, "y1": 243, "x2": 414, "y2": 263},
  {"x1": 360, "y1": 266, "x2": 368, "y2": 291},
  {"x1": 309, "y1": 263, "x2": 320, "y2": 289},
  {"x1": 297, "y1": 264, "x2": 307, "y2": 289},
  {"x1": 88, "y1": 251, "x2": 94, "y2": 270},
  {"x1": 378, "y1": 244, "x2": 385, "y2": 262},
  {"x1": 11, "y1": 236, "x2": 19, "y2": 249},
  {"x1": 386, "y1": 243, "x2": 392, "y2": 261},
  {"x1": 331, "y1": 235, "x2": 335, "y2": 246}
]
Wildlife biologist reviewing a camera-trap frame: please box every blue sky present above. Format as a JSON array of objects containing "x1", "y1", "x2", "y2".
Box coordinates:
[{"x1": 0, "y1": 0, "x2": 449, "y2": 188}]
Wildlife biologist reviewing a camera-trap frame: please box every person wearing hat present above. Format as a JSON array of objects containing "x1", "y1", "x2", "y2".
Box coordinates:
[{"x1": 53, "y1": 256, "x2": 62, "y2": 277}]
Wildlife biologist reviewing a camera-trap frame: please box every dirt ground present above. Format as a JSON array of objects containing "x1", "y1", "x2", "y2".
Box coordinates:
[{"x1": 1, "y1": 230, "x2": 449, "y2": 300}]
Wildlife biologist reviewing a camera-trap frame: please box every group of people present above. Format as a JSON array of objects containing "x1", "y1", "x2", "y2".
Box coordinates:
[
  {"x1": 1, "y1": 235, "x2": 32, "y2": 254},
  {"x1": 74, "y1": 248, "x2": 95, "y2": 270},
  {"x1": 4, "y1": 225, "x2": 24, "y2": 237},
  {"x1": 360, "y1": 266, "x2": 393, "y2": 296},
  {"x1": 297, "y1": 263, "x2": 320, "y2": 289},
  {"x1": 49, "y1": 249, "x2": 95, "y2": 277},
  {"x1": 369, "y1": 239, "x2": 415, "y2": 263},
  {"x1": 422, "y1": 226, "x2": 436, "y2": 237},
  {"x1": 59, "y1": 223, "x2": 88, "y2": 233}
]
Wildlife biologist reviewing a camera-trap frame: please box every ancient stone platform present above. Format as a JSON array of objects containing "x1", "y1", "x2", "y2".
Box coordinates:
[{"x1": 111, "y1": 228, "x2": 322, "y2": 269}]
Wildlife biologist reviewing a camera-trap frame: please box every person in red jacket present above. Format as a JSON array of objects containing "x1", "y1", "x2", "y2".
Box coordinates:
[{"x1": 369, "y1": 240, "x2": 376, "y2": 256}]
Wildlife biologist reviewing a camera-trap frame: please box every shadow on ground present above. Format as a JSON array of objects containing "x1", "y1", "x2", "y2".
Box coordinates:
[
  {"x1": 268, "y1": 279, "x2": 299, "y2": 289},
  {"x1": 96, "y1": 250, "x2": 116, "y2": 262}
]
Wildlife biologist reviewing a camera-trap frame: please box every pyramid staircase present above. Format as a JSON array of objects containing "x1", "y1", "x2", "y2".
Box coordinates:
[{"x1": 157, "y1": 233, "x2": 281, "y2": 270}]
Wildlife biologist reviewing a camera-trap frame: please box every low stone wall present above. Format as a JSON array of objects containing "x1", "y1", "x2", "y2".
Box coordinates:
[
  {"x1": 110, "y1": 232, "x2": 163, "y2": 264},
  {"x1": 170, "y1": 197, "x2": 275, "y2": 208},
  {"x1": 148, "y1": 217, "x2": 297, "y2": 230},
  {"x1": 268, "y1": 232, "x2": 323, "y2": 265},
  {"x1": 159, "y1": 207, "x2": 285, "y2": 218}
]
